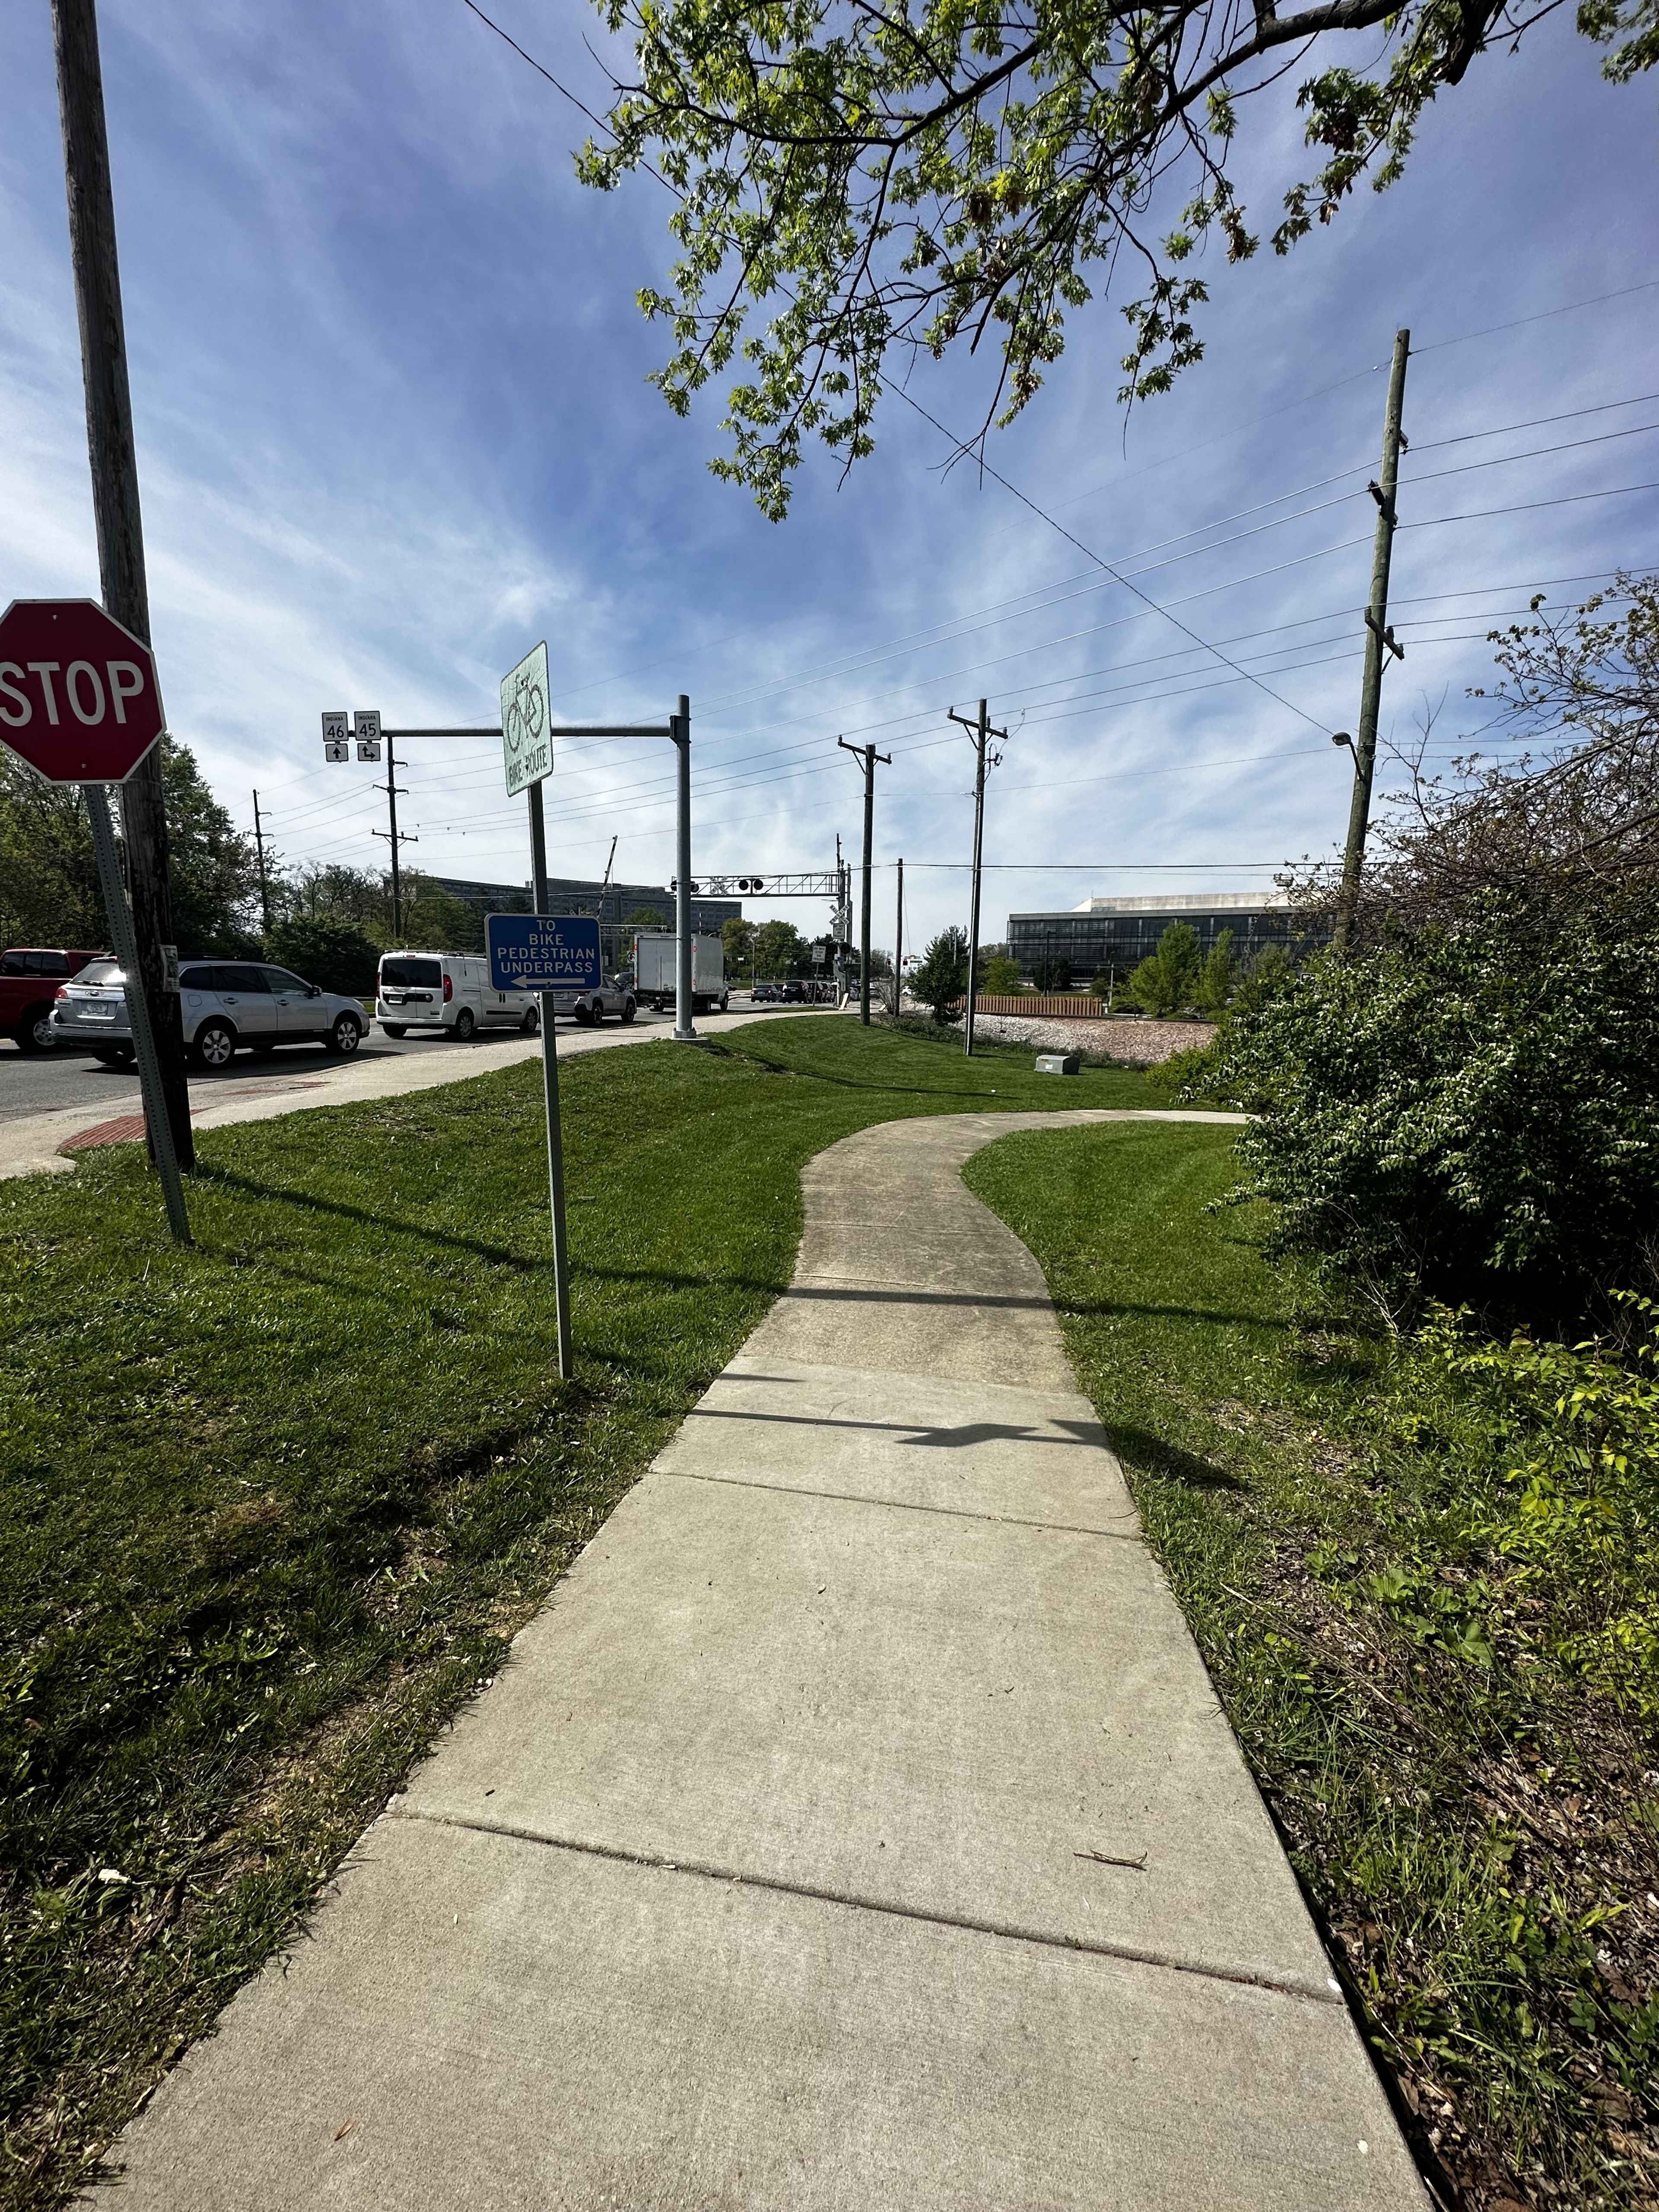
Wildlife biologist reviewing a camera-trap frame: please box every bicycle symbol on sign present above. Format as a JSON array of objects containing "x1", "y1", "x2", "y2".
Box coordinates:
[{"x1": 503, "y1": 672, "x2": 546, "y2": 763}]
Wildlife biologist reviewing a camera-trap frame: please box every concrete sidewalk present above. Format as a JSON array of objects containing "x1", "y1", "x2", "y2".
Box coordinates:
[{"x1": 92, "y1": 1110, "x2": 1424, "y2": 2211}]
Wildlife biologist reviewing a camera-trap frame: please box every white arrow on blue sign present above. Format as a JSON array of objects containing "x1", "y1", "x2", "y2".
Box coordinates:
[{"x1": 486, "y1": 912, "x2": 602, "y2": 993}]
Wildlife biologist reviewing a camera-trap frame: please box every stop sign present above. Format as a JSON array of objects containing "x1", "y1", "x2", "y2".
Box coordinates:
[{"x1": 0, "y1": 598, "x2": 166, "y2": 783}]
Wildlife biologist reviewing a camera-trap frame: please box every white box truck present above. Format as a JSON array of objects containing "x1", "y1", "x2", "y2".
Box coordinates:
[{"x1": 629, "y1": 932, "x2": 728, "y2": 1015}]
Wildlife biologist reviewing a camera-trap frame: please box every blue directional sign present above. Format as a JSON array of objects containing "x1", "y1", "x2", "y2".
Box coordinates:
[{"x1": 486, "y1": 912, "x2": 602, "y2": 993}]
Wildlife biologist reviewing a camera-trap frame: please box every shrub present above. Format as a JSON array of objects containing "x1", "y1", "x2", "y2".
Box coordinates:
[
  {"x1": 1204, "y1": 906, "x2": 1659, "y2": 1321},
  {"x1": 1409, "y1": 1296, "x2": 1659, "y2": 1711},
  {"x1": 978, "y1": 953, "x2": 1022, "y2": 995}
]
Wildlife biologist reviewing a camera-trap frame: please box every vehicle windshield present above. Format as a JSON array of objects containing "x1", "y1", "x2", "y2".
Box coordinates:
[
  {"x1": 381, "y1": 957, "x2": 442, "y2": 987},
  {"x1": 73, "y1": 961, "x2": 124, "y2": 986}
]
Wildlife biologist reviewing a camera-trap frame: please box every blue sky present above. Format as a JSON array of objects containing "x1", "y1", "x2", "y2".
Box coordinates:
[{"x1": 3, "y1": 0, "x2": 1658, "y2": 953}]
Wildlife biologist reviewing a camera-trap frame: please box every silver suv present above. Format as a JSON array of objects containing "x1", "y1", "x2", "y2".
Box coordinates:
[{"x1": 52, "y1": 960, "x2": 367, "y2": 1067}]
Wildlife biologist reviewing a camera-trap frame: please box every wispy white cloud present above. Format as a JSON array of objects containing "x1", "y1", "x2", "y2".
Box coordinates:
[{"x1": 1, "y1": 0, "x2": 1656, "y2": 949}]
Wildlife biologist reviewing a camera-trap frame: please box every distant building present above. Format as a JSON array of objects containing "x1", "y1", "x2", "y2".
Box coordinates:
[
  {"x1": 432, "y1": 875, "x2": 740, "y2": 966},
  {"x1": 1007, "y1": 890, "x2": 1322, "y2": 985}
]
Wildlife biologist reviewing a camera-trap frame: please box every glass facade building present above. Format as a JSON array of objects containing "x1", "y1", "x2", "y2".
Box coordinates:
[{"x1": 1007, "y1": 892, "x2": 1324, "y2": 985}]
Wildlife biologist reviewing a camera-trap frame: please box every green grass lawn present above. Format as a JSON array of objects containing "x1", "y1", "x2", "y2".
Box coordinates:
[
  {"x1": 966, "y1": 1121, "x2": 1659, "y2": 2212},
  {"x1": 0, "y1": 1017, "x2": 1150, "y2": 2207}
]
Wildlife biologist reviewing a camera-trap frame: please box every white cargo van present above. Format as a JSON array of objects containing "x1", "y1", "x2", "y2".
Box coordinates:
[{"x1": 376, "y1": 952, "x2": 536, "y2": 1039}]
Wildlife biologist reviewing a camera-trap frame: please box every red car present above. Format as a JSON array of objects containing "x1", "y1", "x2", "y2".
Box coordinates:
[{"x1": 1, "y1": 948, "x2": 109, "y2": 1053}]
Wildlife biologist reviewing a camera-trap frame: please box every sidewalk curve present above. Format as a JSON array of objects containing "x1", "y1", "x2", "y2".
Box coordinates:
[{"x1": 91, "y1": 1109, "x2": 1424, "y2": 2212}]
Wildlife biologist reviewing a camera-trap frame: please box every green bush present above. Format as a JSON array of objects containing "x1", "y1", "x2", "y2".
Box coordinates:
[
  {"x1": 1398, "y1": 1296, "x2": 1659, "y2": 1711},
  {"x1": 264, "y1": 916, "x2": 380, "y2": 996},
  {"x1": 978, "y1": 953, "x2": 1022, "y2": 996},
  {"x1": 1203, "y1": 906, "x2": 1659, "y2": 1320}
]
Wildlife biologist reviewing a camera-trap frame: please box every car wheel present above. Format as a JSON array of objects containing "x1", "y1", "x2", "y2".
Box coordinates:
[
  {"x1": 520, "y1": 1004, "x2": 540, "y2": 1036},
  {"x1": 718, "y1": 993, "x2": 729, "y2": 1014},
  {"x1": 324, "y1": 1014, "x2": 362, "y2": 1055},
  {"x1": 590, "y1": 999, "x2": 605, "y2": 1024},
  {"x1": 381, "y1": 1023, "x2": 407, "y2": 1038},
  {"x1": 14, "y1": 1002, "x2": 57, "y2": 1054},
  {"x1": 453, "y1": 1007, "x2": 477, "y2": 1040},
  {"x1": 573, "y1": 1004, "x2": 594, "y2": 1027},
  {"x1": 620, "y1": 998, "x2": 636, "y2": 1025},
  {"x1": 193, "y1": 1018, "x2": 236, "y2": 1070}
]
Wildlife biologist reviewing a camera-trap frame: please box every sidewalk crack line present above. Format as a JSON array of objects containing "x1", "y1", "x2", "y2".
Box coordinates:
[
  {"x1": 394, "y1": 1809, "x2": 1342, "y2": 2008},
  {"x1": 657, "y1": 1466, "x2": 1142, "y2": 1540}
]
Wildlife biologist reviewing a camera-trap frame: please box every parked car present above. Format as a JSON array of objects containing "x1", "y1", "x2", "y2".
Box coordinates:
[
  {"x1": 51, "y1": 960, "x2": 367, "y2": 1066},
  {"x1": 1, "y1": 947, "x2": 107, "y2": 1052},
  {"x1": 376, "y1": 952, "x2": 536, "y2": 1039}
]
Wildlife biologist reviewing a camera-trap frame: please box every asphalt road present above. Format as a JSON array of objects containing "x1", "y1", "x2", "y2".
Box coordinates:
[{"x1": 0, "y1": 1001, "x2": 722, "y2": 1124}]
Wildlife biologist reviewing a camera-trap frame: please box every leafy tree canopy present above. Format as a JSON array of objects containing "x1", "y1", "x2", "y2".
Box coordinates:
[
  {"x1": 580, "y1": 0, "x2": 1657, "y2": 515},
  {"x1": 1122, "y1": 918, "x2": 1200, "y2": 1014},
  {"x1": 754, "y1": 917, "x2": 811, "y2": 974},
  {"x1": 0, "y1": 739, "x2": 257, "y2": 956},
  {"x1": 912, "y1": 923, "x2": 969, "y2": 1019},
  {"x1": 264, "y1": 915, "x2": 381, "y2": 997}
]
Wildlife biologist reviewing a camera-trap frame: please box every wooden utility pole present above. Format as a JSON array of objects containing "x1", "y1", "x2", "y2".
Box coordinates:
[
  {"x1": 837, "y1": 737, "x2": 892, "y2": 1024},
  {"x1": 51, "y1": 0, "x2": 193, "y2": 1168},
  {"x1": 948, "y1": 699, "x2": 1007, "y2": 1056},
  {"x1": 372, "y1": 736, "x2": 414, "y2": 938},
  {"x1": 251, "y1": 790, "x2": 271, "y2": 938},
  {"x1": 893, "y1": 855, "x2": 904, "y2": 1017},
  {"x1": 1334, "y1": 328, "x2": 1410, "y2": 955}
]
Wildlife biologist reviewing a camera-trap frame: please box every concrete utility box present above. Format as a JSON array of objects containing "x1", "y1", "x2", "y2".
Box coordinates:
[{"x1": 1035, "y1": 1053, "x2": 1080, "y2": 1075}]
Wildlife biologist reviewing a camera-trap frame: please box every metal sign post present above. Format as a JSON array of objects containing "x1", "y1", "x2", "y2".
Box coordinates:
[
  {"x1": 498, "y1": 642, "x2": 575, "y2": 1382},
  {"x1": 486, "y1": 904, "x2": 601, "y2": 1386}
]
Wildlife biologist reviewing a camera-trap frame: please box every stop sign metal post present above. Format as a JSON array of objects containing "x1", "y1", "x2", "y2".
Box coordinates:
[{"x1": 0, "y1": 598, "x2": 190, "y2": 1241}]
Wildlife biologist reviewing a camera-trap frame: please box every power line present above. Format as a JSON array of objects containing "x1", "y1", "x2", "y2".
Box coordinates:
[
  {"x1": 1407, "y1": 479, "x2": 1659, "y2": 530},
  {"x1": 1413, "y1": 280, "x2": 1659, "y2": 356},
  {"x1": 1411, "y1": 389, "x2": 1659, "y2": 453}
]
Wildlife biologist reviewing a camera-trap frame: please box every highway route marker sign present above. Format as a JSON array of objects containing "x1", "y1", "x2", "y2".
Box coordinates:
[
  {"x1": 0, "y1": 598, "x2": 165, "y2": 782},
  {"x1": 500, "y1": 641, "x2": 550, "y2": 798},
  {"x1": 486, "y1": 913, "x2": 601, "y2": 994}
]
